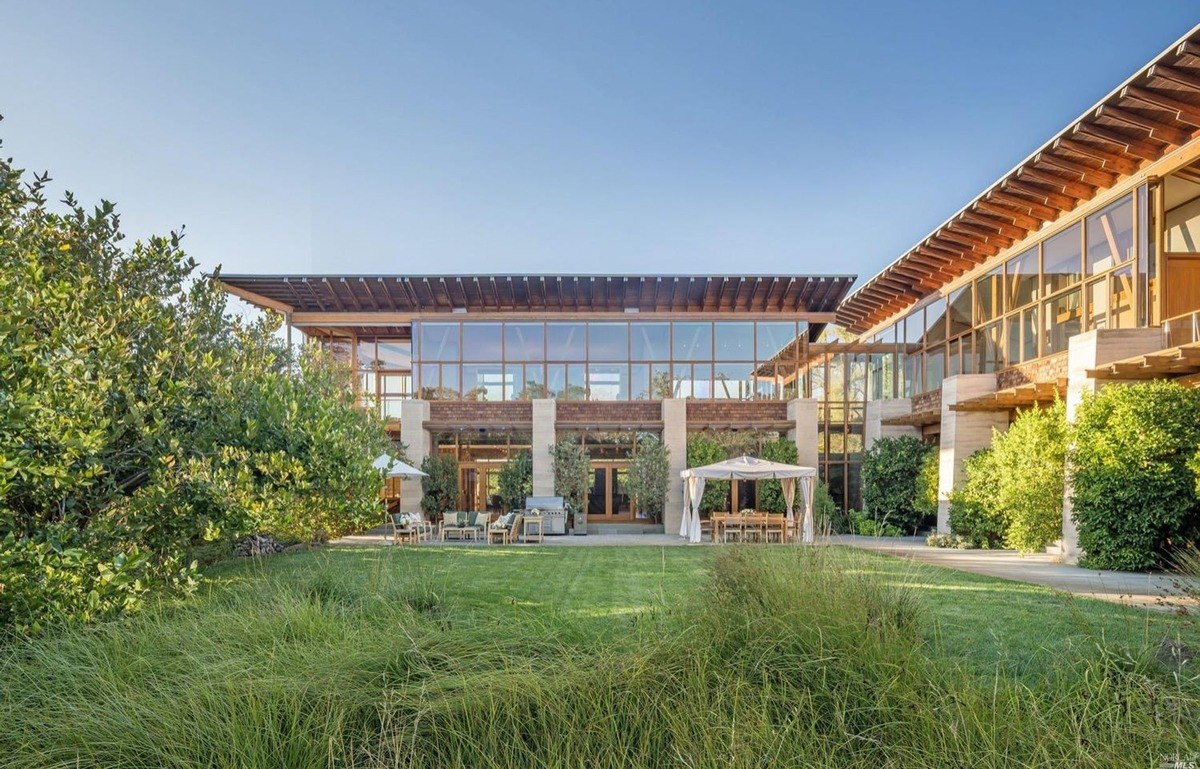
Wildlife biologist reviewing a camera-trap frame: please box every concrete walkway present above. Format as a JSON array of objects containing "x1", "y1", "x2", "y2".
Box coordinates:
[
  {"x1": 834, "y1": 535, "x2": 1195, "y2": 610},
  {"x1": 332, "y1": 527, "x2": 686, "y2": 548}
]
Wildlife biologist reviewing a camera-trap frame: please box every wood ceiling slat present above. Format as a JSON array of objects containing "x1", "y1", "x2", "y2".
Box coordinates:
[
  {"x1": 1035, "y1": 153, "x2": 1119, "y2": 188},
  {"x1": 1073, "y1": 122, "x2": 1163, "y2": 160},
  {"x1": 1096, "y1": 104, "x2": 1191, "y2": 145}
]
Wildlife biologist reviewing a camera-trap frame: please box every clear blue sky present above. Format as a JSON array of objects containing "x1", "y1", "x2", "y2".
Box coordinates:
[{"x1": 3, "y1": 2, "x2": 1198, "y2": 289}]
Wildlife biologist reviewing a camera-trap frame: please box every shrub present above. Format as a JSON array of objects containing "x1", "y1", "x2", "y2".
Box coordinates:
[
  {"x1": 849, "y1": 509, "x2": 903, "y2": 537},
  {"x1": 948, "y1": 448, "x2": 1006, "y2": 548},
  {"x1": 627, "y1": 436, "x2": 669, "y2": 522},
  {"x1": 496, "y1": 451, "x2": 533, "y2": 512},
  {"x1": 419, "y1": 454, "x2": 460, "y2": 517},
  {"x1": 812, "y1": 481, "x2": 845, "y2": 533},
  {"x1": 914, "y1": 449, "x2": 940, "y2": 529},
  {"x1": 0, "y1": 139, "x2": 388, "y2": 634},
  {"x1": 993, "y1": 403, "x2": 1066, "y2": 552},
  {"x1": 757, "y1": 437, "x2": 799, "y2": 514},
  {"x1": 861, "y1": 436, "x2": 933, "y2": 534},
  {"x1": 1070, "y1": 382, "x2": 1200, "y2": 571},
  {"x1": 686, "y1": 434, "x2": 729, "y2": 513}
]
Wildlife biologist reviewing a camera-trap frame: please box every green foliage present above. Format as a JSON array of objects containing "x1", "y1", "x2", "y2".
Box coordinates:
[
  {"x1": 757, "y1": 438, "x2": 798, "y2": 513},
  {"x1": 914, "y1": 449, "x2": 940, "y2": 527},
  {"x1": 1071, "y1": 382, "x2": 1200, "y2": 570},
  {"x1": 0, "y1": 140, "x2": 389, "y2": 633},
  {"x1": 811, "y1": 481, "x2": 845, "y2": 534},
  {"x1": 419, "y1": 454, "x2": 460, "y2": 516},
  {"x1": 849, "y1": 509, "x2": 904, "y2": 537},
  {"x1": 948, "y1": 449, "x2": 1006, "y2": 548},
  {"x1": 496, "y1": 451, "x2": 533, "y2": 512},
  {"x1": 627, "y1": 436, "x2": 670, "y2": 522},
  {"x1": 550, "y1": 439, "x2": 590, "y2": 515},
  {"x1": 686, "y1": 434, "x2": 729, "y2": 513},
  {"x1": 994, "y1": 403, "x2": 1066, "y2": 552},
  {"x1": 861, "y1": 436, "x2": 934, "y2": 534}
]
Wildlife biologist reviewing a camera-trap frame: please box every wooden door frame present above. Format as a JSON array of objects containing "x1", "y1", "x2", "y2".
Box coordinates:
[{"x1": 585, "y1": 461, "x2": 634, "y2": 522}]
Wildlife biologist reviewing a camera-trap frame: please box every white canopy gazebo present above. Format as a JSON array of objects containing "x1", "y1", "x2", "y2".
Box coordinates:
[
  {"x1": 679, "y1": 455, "x2": 817, "y2": 545},
  {"x1": 372, "y1": 454, "x2": 427, "y2": 480}
]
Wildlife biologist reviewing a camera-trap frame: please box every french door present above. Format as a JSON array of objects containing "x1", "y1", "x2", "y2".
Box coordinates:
[{"x1": 585, "y1": 462, "x2": 632, "y2": 521}]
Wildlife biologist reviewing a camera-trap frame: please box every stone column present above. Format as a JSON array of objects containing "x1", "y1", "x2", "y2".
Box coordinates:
[
  {"x1": 937, "y1": 375, "x2": 1007, "y2": 533},
  {"x1": 531, "y1": 399, "x2": 557, "y2": 496},
  {"x1": 786, "y1": 398, "x2": 819, "y2": 469},
  {"x1": 864, "y1": 398, "x2": 920, "y2": 449},
  {"x1": 1060, "y1": 328, "x2": 1161, "y2": 562},
  {"x1": 399, "y1": 399, "x2": 431, "y2": 513},
  {"x1": 662, "y1": 398, "x2": 688, "y2": 536}
]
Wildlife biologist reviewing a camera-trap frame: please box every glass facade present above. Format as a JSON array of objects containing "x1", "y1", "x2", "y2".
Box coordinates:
[
  {"x1": 869, "y1": 187, "x2": 1149, "y2": 396},
  {"x1": 411, "y1": 320, "x2": 807, "y2": 401}
]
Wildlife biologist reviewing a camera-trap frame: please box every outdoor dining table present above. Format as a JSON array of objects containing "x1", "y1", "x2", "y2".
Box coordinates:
[{"x1": 710, "y1": 513, "x2": 789, "y2": 543}]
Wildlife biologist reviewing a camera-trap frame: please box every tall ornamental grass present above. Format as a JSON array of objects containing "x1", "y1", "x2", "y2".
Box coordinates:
[{"x1": 1, "y1": 548, "x2": 1196, "y2": 768}]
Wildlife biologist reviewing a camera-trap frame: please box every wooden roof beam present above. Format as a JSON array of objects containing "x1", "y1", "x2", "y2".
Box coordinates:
[
  {"x1": 1035, "y1": 152, "x2": 1120, "y2": 188},
  {"x1": 973, "y1": 199, "x2": 1044, "y2": 230},
  {"x1": 1096, "y1": 104, "x2": 1191, "y2": 146},
  {"x1": 1003, "y1": 179, "x2": 1078, "y2": 211},
  {"x1": 1053, "y1": 137, "x2": 1140, "y2": 176},
  {"x1": 1148, "y1": 63, "x2": 1200, "y2": 94},
  {"x1": 935, "y1": 229, "x2": 1000, "y2": 255},
  {"x1": 1074, "y1": 122, "x2": 1162, "y2": 161},
  {"x1": 953, "y1": 214, "x2": 1026, "y2": 241},
  {"x1": 987, "y1": 190, "x2": 1060, "y2": 221},
  {"x1": 1122, "y1": 85, "x2": 1200, "y2": 126},
  {"x1": 1017, "y1": 167, "x2": 1095, "y2": 199}
]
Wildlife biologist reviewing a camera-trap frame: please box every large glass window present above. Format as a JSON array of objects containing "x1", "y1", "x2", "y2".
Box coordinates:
[
  {"x1": 1086, "y1": 195, "x2": 1133, "y2": 274},
  {"x1": 673, "y1": 322, "x2": 712, "y2": 361},
  {"x1": 975, "y1": 321, "x2": 1003, "y2": 373},
  {"x1": 376, "y1": 339, "x2": 412, "y2": 368},
  {"x1": 1006, "y1": 247, "x2": 1040, "y2": 309},
  {"x1": 462, "y1": 364, "x2": 505, "y2": 401},
  {"x1": 713, "y1": 362, "x2": 754, "y2": 400},
  {"x1": 947, "y1": 285, "x2": 972, "y2": 337},
  {"x1": 1111, "y1": 267, "x2": 1135, "y2": 329},
  {"x1": 1043, "y1": 290, "x2": 1082, "y2": 355},
  {"x1": 975, "y1": 266, "x2": 1003, "y2": 323},
  {"x1": 756, "y1": 322, "x2": 798, "y2": 360},
  {"x1": 631, "y1": 323, "x2": 669, "y2": 360},
  {"x1": 462, "y1": 324, "x2": 502, "y2": 361},
  {"x1": 588, "y1": 323, "x2": 628, "y2": 361},
  {"x1": 924, "y1": 296, "x2": 948, "y2": 345},
  {"x1": 587, "y1": 363, "x2": 628, "y2": 400},
  {"x1": 419, "y1": 323, "x2": 459, "y2": 361},
  {"x1": 1043, "y1": 224, "x2": 1082, "y2": 295},
  {"x1": 547, "y1": 323, "x2": 586, "y2": 359},
  {"x1": 714, "y1": 322, "x2": 754, "y2": 360},
  {"x1": 504, "y1": 323, "x2": 543, "y2": 362}
]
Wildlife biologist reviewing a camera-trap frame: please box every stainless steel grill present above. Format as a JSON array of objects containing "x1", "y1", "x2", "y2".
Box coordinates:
[{"x1": 524, "y1": 496, "x2": 567, "y2": 535}]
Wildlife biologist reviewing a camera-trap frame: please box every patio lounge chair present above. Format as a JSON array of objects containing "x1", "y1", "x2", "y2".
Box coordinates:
[
  {"x1": 389, "y1": 512, "x2": 422, "y2": 545},
  {"x1": 486, "y1": 512, "x2": 524, "y2": 544}
]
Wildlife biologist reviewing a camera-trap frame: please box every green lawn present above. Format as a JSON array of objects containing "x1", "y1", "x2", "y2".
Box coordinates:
[
  {"x1": 219, "y1": 544, "x2": 1193, "y2": 673},
  {"x1": 2, "y1": 544, "x2": 1197, "y2": 768}
]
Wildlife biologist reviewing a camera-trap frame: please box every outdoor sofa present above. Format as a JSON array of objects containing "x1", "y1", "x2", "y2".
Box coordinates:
[{"x1": 440, "y1": 511, "x2": 491, "y2": 541}]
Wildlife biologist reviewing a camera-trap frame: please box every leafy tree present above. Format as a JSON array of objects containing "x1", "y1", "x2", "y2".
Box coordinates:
[
  {"x1": 419, "y1": 454, "x2": 460, "y2": 517},
  {"x1": 1071, "y1": 382, "x2": 1200, "y2": 570},
  {"x1": 627, "y1": 436, "x2": 669, "y2": 522},
  {"x1": 496, "y1": 451, "x2": 533, "y2": 511},
  {"x1": 860, "y1": 436, "x2": 934, "y2": 534},
  {"x1": 550, "y1": 439, "x2": 590, "y2": 516},
  {"x1": 0, "y1": 134, "x2": 389, "y2": 634},
  {"x1": 686, "y1": 434, "x2": 729, "y2": 513},
  {"x1": 757, "y1": 438, "x2": 798, "y2": 513},
  {"x1": 811, "y1": 481, "x2": 845, "y2": 534}
]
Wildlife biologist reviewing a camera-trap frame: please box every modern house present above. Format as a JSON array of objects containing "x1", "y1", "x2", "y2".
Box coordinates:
[
  {"x1": 219, "y1": 24, "x2": 1200, "y2": 555},
  {"x1": 216, "y1": 274, "x2": 858, "y2": 533}
]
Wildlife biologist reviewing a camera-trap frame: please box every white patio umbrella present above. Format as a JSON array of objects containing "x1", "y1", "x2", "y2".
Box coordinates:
[
  {"x1": 679, "y1": 455, "x2": 818, "y2": 545},
  {"x1": 372, "y1": 454, "x2": 427, "y2": 478}
]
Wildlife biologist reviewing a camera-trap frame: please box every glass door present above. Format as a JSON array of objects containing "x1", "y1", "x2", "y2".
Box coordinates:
[{"x1": 585, "y1": 462, "x2": 633, "y2": 521}]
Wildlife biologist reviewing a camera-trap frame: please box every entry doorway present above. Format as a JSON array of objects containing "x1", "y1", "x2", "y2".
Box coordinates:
[
  {"x1": 585, "y1": 462, "x2": 633, "y2": 521},
  {"x1": 459, "y1": 463, "x2": 502, "y2": 513}
]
